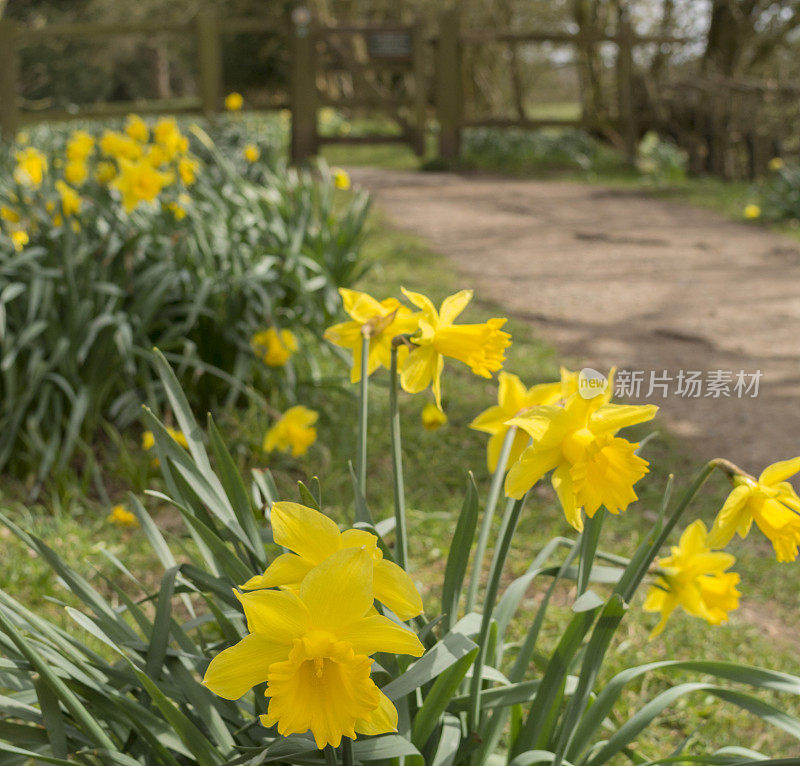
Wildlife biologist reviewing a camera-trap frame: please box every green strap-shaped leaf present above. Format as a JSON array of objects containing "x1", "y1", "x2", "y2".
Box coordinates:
[
  {"x1": 585, "y1": 684, "x2": 800, "y2": 766},
  {"x1": 441, "y1": 474, "x2": 479, "y2": 634},
  {"x1": 567, "y1": 660, "x2": 800, "y2": 762},
  {"x1": 412, "y1": 646, "x2": 478, "y2": 750},
  {"x1": 382, "y1": 631, "x2": 478, "y2": 702}
]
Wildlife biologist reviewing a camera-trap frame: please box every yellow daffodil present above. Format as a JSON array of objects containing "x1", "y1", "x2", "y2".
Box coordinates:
[
  {"x1": 64, "y1": 160, "x2": 88, "y2": 186},
  {"x1": 152, "y1": 118, "x2": 188, "y2": 159},
  {"x1": 178, "y1": 156, "x2": 199, "y2": 185},
  {"x1": 421, "y1": 402, "x2": 448, "y2": 431},
  {"x1": 66, "y1": 130, "x2": 94, "y2": 162},
  {"x1": 644, "y1": 520, "x2": 740, "y2": 638},
  {"x1": 225, "y1": 91, "x2": 244, "y2": 111},
  {"x1": 125, "y1": 114, "x2": 149, "y2": 143},
  {"x1": 0, "y1": 205, "x2": 20, "y2": 224},
  {"x1": 768, "y1": 157, "x2": 785, "y2": 172},
  {"x1": 95, "y1": 161, "x2": 117, "y2": 185},
  {"x1": 251, "y1": 328, "x2": 298, "y2": 367},
  {"x1": 165, "y1": 193, "x2": 191, "y2": 221},
  {"x1": 55, "y1": 181, "x2": 81, "y2": 217},
  {"x1": 243, "y1": 144, "x2": 260, "y2": 163},
  {"x1": 263, "y1": 406, "x2": 318, "y2": 457},
  {"x1": 13, "y1": 148, "x2": 47, "y2": 188},
  {"x1": 111, "y1": 158, "x2": 172, "y2": 212},
  {"x1": 242, "y1": 502, "x2": 423, "y2": 620},
  {"x1": 142, "y1": 427, "x2": 189, "y2": 451},
  {"x1": 470, "y1": 370, "x2": 576, "y2": 473},
  {"x1": 99, "y1": 131, "x2": 143, "y2": 162},
  {"x1": 708, "y1": 458, "x2": 800, "y2": 562},
  {"x1": 324, "y1": 288, "x2": 419, "y2": 383},
  {"x1": 107, "y1": 504, "x2": 139, "y2": 528},
  {"x1": 332, "y1": 168, "x2": 351, "y2": 190},
  {"x1": 10, "y1": 230, "x2": 29, "y2": 252},
  {"x1": 399, "y1": 288, "x2": 511, "y2": 410},
  {"x1": 505, "y1": 387, "x2": 657, "y2": 530},
  {"x1": 203, "y1": 547, "x2": 424, "y2": 749},
  {"x1": 15, "y1": 131, "x2": 29, "y2": 145},
  {"x1": 743, "y1": 203, "x2": 761, "y2": 219}
]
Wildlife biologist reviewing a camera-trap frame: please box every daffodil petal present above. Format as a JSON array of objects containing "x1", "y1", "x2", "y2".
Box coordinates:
[
  {"x1": 337, "y1": 614, "x2": 424, "y2": 657},
  {"x1": 241, "y1": 553, "x2": 314, "y2": 590},
  {"x1": 235, "y1": 589, "x2": 310, "y2": 641},
  {"x1": 202, "y1": 633, "x2": 285, "y2": 699},
  {"x1": 504, "y1": 445, "x2": 561, "y2": 499},
  {"x1": 552, "y1": 463, "x2": 583, "y2": 532},
  {"x1": 401, "y1": 287, "x2": 437, "y2": 318},
  {"x1": 270, "y1": 502, "x2": 341, "y2": 564},
  {"x1": 507, "y1": 406, "x2": 565, "y2": 442},
  {"x1": 300, "y1": 547, "x2": 373, "y2": 631},
  {"x1": 438, "y1": 289, "x2": 473, "y2": 325},
  {"x1": 759, "y1": 457, "x2": 800, "y2": 486},
  {"x1": 590, "y1": 403, "x2": 658, "y2": 435},
  {"x1": 355, "y1": 691, "x2": 398, "y2": 736},
  {"x1": 373, "y1": 559, "x2": 423, "y2": 620},
  {"x1": 401, "y1": 346, "x2": 439, "y2": 394},
  {"x1": 469, "y1": 405, "x2": 508, "y2": 435}
]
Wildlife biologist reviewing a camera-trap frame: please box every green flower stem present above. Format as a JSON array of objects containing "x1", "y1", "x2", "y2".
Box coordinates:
[
  {"x1": 465, "y1": 426, "x2": 518, "y2": 613},
  {"x1": 616, "y1": 461, "x2": 716, "y2": 603},
  {"x1": 324, "y1": 744, "x2": 338, "y2": 766},
  {"x1": 342, "y1": 738, "x2": 355, "y2": 766},
  {"x1": 389, "y1": 345, "x2": 408, "y2": 570},
  {"x1": 356, "y1": 333, "x2": 370, "y2": 497},
  {"x1": 467, "y1": 495, "x2": 526, "y2": 734}
]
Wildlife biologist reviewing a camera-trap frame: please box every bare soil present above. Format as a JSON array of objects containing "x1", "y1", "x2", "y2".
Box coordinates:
[{"x1": 352, "y1": 168, "x2": 800, "y2": 470}]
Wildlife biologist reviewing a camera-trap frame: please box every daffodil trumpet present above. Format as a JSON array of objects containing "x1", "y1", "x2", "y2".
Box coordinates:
[{"x1": 465, "y1": 425, "x2": 520, "y2": 613}]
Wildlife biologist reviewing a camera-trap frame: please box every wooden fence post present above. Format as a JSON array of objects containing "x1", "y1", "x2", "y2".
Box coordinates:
[
  {"x1": 290, "y1": 8, "x2": 318, "y2": 163},
  {"x1": 411, "y1": 20, "x2": 427, "y2": 157},
  {"x1": 616, "y1": 16, "x2": 636, "y2": 164},
  {"x1": 196, "y1": 11, "x2": 222, "y2": 117},
  {"x1": 435, "y1": 7, "x2": 463, "y2": 161},
  {"x1": 0, "y1": 20, "x2": 20, "y2": 143}
]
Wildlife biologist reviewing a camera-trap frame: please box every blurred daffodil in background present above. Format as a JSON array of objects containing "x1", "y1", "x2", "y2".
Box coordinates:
[
  {"x1": 252, "y1": 328, "x2": 298, "y2": 367},
  {"x1": 225, "y1": 91, "x2": 244, "y2": 111},
  {"x1": 263, "y1": 406, "x2": 318, "y2": 457},
  {"x1": 324, "y1": 288, "x2": 418, "y2": 383},
  {"x1": 421, "y1": 402, "x2": 448, "y2": 431},
  {"x1": 400, "y1": 288, "x2": 511, "y2": 409}
]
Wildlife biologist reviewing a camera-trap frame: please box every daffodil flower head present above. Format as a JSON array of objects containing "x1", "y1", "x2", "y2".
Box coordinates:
[
  {"x1": 643, "y1": 520, "x2": 740, "y2": 638},
  {"x1": 505, "y1": 387, "x2": 657, "y2": 530},
  {"x1": 55, "y1": 181, "x2": 81, "y2": 217},
  {"x1": 107, "y1": 504, "x2": 139, "y2": 528},
  {"x1": 470, "y1": 371, "x2": 566, "y2": 472},
  {"x1": 400, "y1": 288, "x2": 511, "y2": 409},
  {"x1": 13, "y1": 147, "x2": 47, "y2": 188},
  {"x1": 324, "y1": 288, "x2": 419, "y2": 383},
  {"x1": 66, "y1": 130, "x2": 95, "y2": 162},
  {"x1": 707, "y1": 457, "x2": 800, "y2": 562},
  {"x1": 125, "y1": 114, "x2": 149, "y2": 143},
  {"x1": 243, "y1": 144, "x2": 260, "y2": 163},
  {"x1": 263, "y1": 406, "x2": 318, "y2": 457},
  {"x1": 332, "y1": 168, "x2": 351, "y2": 190},
  {"x1": 111, "y1": 158, "x2": 172, "y2": 212},
  {"x1": 241, "y1": 502, "x2": 423, "y2": 620},
  {"x1": 203, "y1": 547, "x2": 424, "y2": 749},
  {"x1": 251, "y1": 328, "x2": 298, "y2": 367},
  {"x1": 225, "y1": 92, "x2": 244, "y2": 111}
]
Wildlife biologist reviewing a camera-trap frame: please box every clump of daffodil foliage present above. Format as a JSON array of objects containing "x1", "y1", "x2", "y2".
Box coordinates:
[
  {"x1": 1, "y1": 283, "x2": 800, "y2": 765},
  {"x1": 0, "y1": 107, "x2": 368, "y2": 482}
]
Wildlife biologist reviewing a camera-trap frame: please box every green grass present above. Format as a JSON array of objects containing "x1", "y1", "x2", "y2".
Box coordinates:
[{"x1": 2, "y1": 209, "x2": 799, "y2": 760}]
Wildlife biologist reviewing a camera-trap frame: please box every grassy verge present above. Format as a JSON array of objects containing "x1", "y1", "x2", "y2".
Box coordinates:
[{"x1": 1, "y1": 207, "x2": 799, "y2": 760}]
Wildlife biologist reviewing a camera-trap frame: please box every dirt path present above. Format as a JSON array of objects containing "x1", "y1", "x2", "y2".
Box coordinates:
[{"x1": 352, "y1": 168, "x2": 800, "y2": 470}]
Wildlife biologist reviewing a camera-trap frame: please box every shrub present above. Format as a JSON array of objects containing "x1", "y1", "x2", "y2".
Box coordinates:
[
  {"x1": 756, "y1": 159, "x2": 800, "y2": 222},
  {"x1": 0, "y1": 118, "x2": 369, "y2": 483}
]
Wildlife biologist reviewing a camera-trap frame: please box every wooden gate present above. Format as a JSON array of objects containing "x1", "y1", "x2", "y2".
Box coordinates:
[{"x1": 290, "y1": 12, "x2": 427, "y2": 163}]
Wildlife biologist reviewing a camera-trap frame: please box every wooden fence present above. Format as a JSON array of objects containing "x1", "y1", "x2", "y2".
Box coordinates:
[{"x1": 5, "y1": 8, "x2": 778, "y2": 177}]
